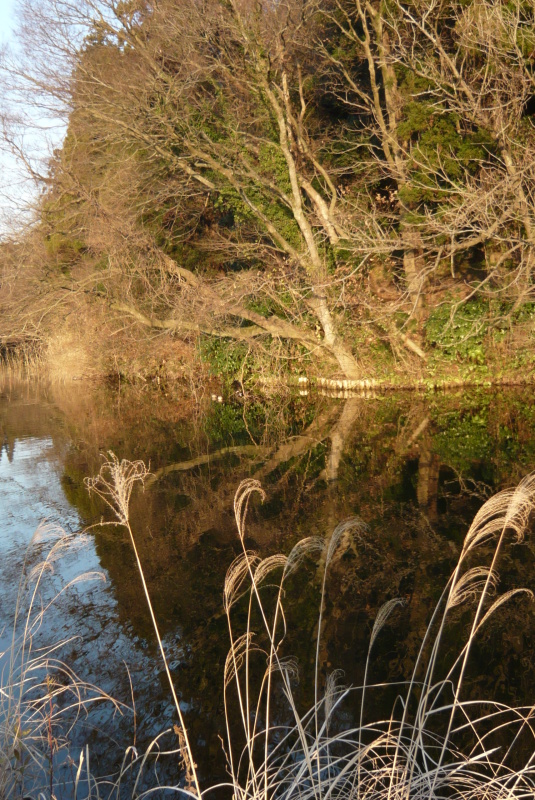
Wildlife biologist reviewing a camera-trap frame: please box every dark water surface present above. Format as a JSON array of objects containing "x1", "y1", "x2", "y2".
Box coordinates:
[{"x1": 1, "y1": 377, "x2": 535, "y2": 788}]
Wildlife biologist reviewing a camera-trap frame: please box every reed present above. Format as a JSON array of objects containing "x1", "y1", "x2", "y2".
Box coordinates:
[
  {"x1": 4, "y1": 457, "x2": 532, "y2": 798},
  {"x1": 84, "y1": 456, "x2": 535, "y2": 800},
  {"x1": 0, "y1": 338, "x2": 43, "y2": 380},
  {"x1": 214, "y1": 477, "x2": 535, "y2": 800},
  {"x1": 85, "y1": 454, "x2": 201, "y2": 798}
]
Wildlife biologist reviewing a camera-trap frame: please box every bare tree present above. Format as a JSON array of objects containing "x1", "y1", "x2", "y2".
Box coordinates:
[
  {"x1": 3, "y1": 0, "x2": 535, "y2": 373},
  {"x1": 318, "y1": 0, "x2": 535, "y2": 313},
  {"x1": 4, "y1": 0, "x2": 366, "y2": 376}
]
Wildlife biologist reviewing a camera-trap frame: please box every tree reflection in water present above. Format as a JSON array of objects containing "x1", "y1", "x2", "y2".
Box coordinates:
[{"x1": 1, "y1": 378, "x2": 534, "y2": 783}]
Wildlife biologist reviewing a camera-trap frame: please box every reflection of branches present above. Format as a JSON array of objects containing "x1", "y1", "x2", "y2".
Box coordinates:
[
  {"x1": 255, "y1": 406, "x2": 338, "y2": 478},
  {"x1": 143, "y1": 395, "x2": 441, "y2": 530},
  {"x1": 323, "y1": 399, "x2": 361, "y2": 482},
  {"x1": 442, "y1": 468, "x2": 493, "y2": 502},
  {"x1": 146, "y1": 402, "x2": 357, "y2": 491},
  {"x1": 145, "y1": 445, "x2": 269, "y2": 487}
]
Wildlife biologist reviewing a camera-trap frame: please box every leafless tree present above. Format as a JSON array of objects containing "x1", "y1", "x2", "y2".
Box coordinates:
[{"x1": 2, "y1": 0, "x2": 535, "y2": 371}]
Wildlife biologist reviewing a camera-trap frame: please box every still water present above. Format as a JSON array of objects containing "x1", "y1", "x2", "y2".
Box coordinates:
[{"x1": 1, "y1": 377, "x2": 534, "y2": 788}]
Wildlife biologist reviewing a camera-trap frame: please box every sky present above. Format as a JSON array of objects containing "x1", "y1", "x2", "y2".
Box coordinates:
[
  {"x1": 0, "y1": 0, "x2": 40, "y2": 236},
  {"x1": 0, "y1": 0, "x2": 83, "y2": 237},
  {"x1": 0, "y1": 0, "x2": 73, "y2": 237},
  {"x1": 0, "y1": 0, "x2": 15, "y2": 46}
]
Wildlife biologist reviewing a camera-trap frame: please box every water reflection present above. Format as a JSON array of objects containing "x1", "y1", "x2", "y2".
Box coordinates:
[{"x1": 0, "y1": 377, "x2": 534, "y2": 786}]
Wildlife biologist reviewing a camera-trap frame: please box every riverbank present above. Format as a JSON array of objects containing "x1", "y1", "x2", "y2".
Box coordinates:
[{"x1": 2, "y1": 318, "x2": 535, "y2": 397}]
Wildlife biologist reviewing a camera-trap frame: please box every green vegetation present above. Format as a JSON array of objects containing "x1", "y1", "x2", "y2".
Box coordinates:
[
  {"x1": 199, "y1": 338, "x2": 250, "y2": 387},
  {"x1": 426, "y1": 300, "x2": 492, "y2": 365}
]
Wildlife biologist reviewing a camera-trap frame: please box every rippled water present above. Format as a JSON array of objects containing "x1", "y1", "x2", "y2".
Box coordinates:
[{"x1": 1, "y1": 377, "x2": 534, "y2": 789}]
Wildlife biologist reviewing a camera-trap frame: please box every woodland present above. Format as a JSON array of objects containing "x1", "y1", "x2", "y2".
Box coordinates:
[{"x1": 2, "y1": 0, "x2": 535, "y2": 386}]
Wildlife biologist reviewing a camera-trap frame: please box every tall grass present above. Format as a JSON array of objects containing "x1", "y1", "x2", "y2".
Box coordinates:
[
  {"x1": 85, "y1": 455, "x2": 201, "y2": 798},
  {"x1": 1, "y1": 455, "x2": 533, "y2": 798},
  {"x1": 0, "y1": 523, "x2": 120, "y2": 798},
  {"x1": 0, "y1": 339, "x2": 43, "y2": 379},
  {"x1": 83, "y1": 457, "x2": 535, "y2": 800}
]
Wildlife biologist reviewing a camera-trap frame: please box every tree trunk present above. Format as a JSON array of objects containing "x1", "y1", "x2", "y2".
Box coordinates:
[{"x1": 401, "y1": 219, "x2": 426, "y2": 314}]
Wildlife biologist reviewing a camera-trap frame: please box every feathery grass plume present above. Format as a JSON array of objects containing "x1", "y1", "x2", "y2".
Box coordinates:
[
  {"x1": 369, "y1": 598, "x2": 405, "y2": 651},
  {"x1": 462, "y1": 473, "x2": 535, "y2": 557},
  {"x1": 269, "y1": 657, "x2": 299, "y2": 682},
  {"x1": 233, "y1": 479, "x2": 266, "y2": 541},
  {"x1": 0, "y1": 525, "x2": 118, "y2": 800},
  {"x1": 219, "y1": 475, "x2": 535, "y2": 800},
  {"x1": 224, "y1": 551, "x2": 260, "y2": 613},
  {"x1": 463, "y1": 489, "x2": 517, "y2": 552},
  {"x1": 356, "y1": 597, "x2": 404, "y2": 790},
  {"x1": 224, "y1": 633, "x2": 260, "y2": 689},
  {"x1": 84, "y1": 452, "x2": 149, "y2": 525},
  {"x1": 324, "y1": 517, "x2": 367, "y2": 570},
  {"x1": 86, "y1": 453, "x2": 201, "y2": 799},
  {"x1": 254, "y1": 554, "x2": 288, "y2": 586},
  {"x1": 324, "y1": 670, "x2": 344, "y2": 727},
  {"x1": 315, "y1": 516, "x2": 367, "y2": 757},
  {"x1": 284, "y1": 536, "x2": 324, "y2": 578},
  {"x1": 502, "y1": 472, "x2": 535, "y2": 537},
  {"x1": 477, "y1": 588, "x2": 534, "y2": 631},
  {"x1": 447, "y1": 566, "x2": 498, "y2": 609}
]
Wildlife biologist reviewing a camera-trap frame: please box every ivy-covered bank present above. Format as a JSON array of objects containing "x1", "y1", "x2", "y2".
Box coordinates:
[{"x1": 196, "y1": 296, "x2": 535, "y2": 393}]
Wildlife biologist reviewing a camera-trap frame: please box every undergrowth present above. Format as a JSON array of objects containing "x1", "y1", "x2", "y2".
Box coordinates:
[{"x1": 4, "y1": 456, "x2": 535, "y2": 799}]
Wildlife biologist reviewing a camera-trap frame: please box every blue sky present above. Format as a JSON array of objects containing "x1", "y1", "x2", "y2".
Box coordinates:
[
  {"x1": 0, "y1": 0, "x2": 15, "y2": 47},
  {"x1": 1, "y1": 0, "x2": 76, "y2": 236},
  {"x1": 0, "y1": 0, "x2": 41, "y2": 235}
]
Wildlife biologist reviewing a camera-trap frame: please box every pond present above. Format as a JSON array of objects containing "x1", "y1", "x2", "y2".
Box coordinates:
[{"x1": 1, "y1": 376, "x2": 535, "y2": 793}]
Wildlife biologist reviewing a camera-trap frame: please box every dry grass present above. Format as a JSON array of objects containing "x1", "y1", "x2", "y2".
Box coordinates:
[
  {"x1": 45, "y1": 329, "x2": 95, "y2": 383},
  {"x1": 211, "y1": 477, "x2": 535, "y2": 800},
  {"x1": 80, "y1": 457, "x2": 535, "y2": 800},
  {"x1": 0, "y1": 339, "x2": 44, "y2": 380},
  {"x1": 85, "y1": 453, "x2": 201, "y2": 798},
  {"x1": 3, "y1": 458, "x2": 535, "y2": 800},
  {"x1": 0, "y1": 523, "x2": 120, "y2": 798}
]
